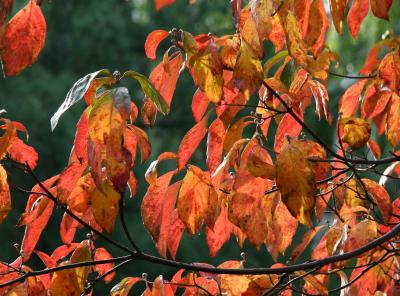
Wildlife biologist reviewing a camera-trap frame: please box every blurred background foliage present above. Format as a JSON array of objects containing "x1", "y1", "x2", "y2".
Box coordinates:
[{"x1": 1, "y1": 0, "x2": 400, "y2": 294}]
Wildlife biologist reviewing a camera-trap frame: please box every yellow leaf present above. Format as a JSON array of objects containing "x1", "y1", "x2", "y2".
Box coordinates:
[
  {"x1": 275, "y1": 139, "x2": 316, "y2": 226},
  {"x1": 193, "y1": 41, "x2": 224, "y2": 103},
  {"x1": 177, "y1": 165, "x2": 210, "y2": 235},
  {"x1": 283, "y1": 11, "x2": 308, "y2": 68},
  {"x1": 91, "y1": 181, "x2": 120, "y2": 233},
  {"x1": 0, "y1": 164, "x2": 11, "y2": 224},
  {"x1": 345, "y1": 178, "x2": 367, "y2": 208},
  {"x1": 340, "y1": 117, "x2": 371, "y2": 149},
  {"x1": 233, "y1": 40, "x2": 262, "y2": 99},
  {"x1": 70, "y1": 240, "x2": 92, "y2": 291}
]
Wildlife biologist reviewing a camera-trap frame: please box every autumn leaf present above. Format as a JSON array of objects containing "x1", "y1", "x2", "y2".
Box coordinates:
[
  {"x1": 340, "y1": 117, "x2": 371, "y2": 149},
  {"x1": 191, "y1": 88, "x2": 210, "y2": 122},
  {"x1": 51, "y1": 69, "x2": 111, "y2": 130},
  {"x1": 370, "y1": 0, "x2": 392, "y2": 20},
  {"x1": 145, "y1": 29, "x2": 169, "y2": 60},
  {"x1": 233, "y1": 40, "x2": 262, "y2": 99},
  {"x1": 154, "y1": 0, "x2": 175, "y2": 11},
  {"x1": 0, "y1": 165, "x2": 10, "y2": 224},
  {"x1": 306, "y1": 0, "x2": 329, "y2": 56},
  {"x1": 347, "y1": 0, "x2": 369, "y2": 38},
  {"x1": 192, "y1": 40, "x2": 224, "y2": 103},
  {"x1": 329, "y1": 0, "x2": 347, "y2": 34},
  {"x1": 177, "y1": 165, "x2": 210, "y2": 235},
  {"x1": 344, "y1": 219, "x2": 377, "y2": 252},
  {"x1": 91, "y1": 181, "x2": 120, "y2": 233},
  {"x1": 339, "y1": 79, "x2": 367, "y2": 117},
  {"x1": 275, "y1": 139, "x2": 316, "y2": 226},
  {"x1": 94, "y1": 248, "x2": 116, "y2": 284},
  {"x1": 148, "y1": 51, "x2": 182, "y2": 107},
  {"x1": 0, "y1": 0, "x2": 46, "y2": 77},
  {"x1": 283, "y1": 10, "x2": 307, "y2": 68},
  {"x1": 362, "y1": 179, "x2": 392, "y2": 222},
  {"x1": 274, "y1": 111, "x2": 303, "y2": 153},
  {"x1": 387, "y1": 92, "x2": 400, "y2": 147},
  {"x1": 378, "y1": 51, "x2": 400, "y2": 91},
  {"x1": 177, "y1": 114, "x2": 208, "y2": 170}
]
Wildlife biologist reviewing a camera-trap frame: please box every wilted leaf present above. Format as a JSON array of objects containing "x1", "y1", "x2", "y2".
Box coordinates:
[{"x1": 0, "y1": 0, "x2": 46, "y2": 76}]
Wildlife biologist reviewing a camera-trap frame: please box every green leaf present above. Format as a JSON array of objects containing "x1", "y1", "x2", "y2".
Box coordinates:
[
  {"x1": 263, "y1": 50, "x2": 288, "y2": 78},
  {"x1": 123, "y1": 70, "x2": 169, "y2": 115},
  {"x1": 51, "y1": 69, "x2": 111, "y2": 130}
]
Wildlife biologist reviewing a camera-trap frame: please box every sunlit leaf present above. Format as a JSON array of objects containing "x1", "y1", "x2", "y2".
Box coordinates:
[
  {"x1": 145, "y1": 29, "x2": 169, "y2": 60},
  {"x1": 0, "y1": 0, "x2": 46, "y2": 76}
]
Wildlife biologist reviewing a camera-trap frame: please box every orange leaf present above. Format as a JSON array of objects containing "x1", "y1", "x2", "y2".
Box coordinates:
[
  {"x1": 340, "y1": 117, "x2": 371, "y2": 149},
  {"x1": 206, "y1": 118, "x2": 226, "y2": 174},
  {"x1": 362, "y1": 179, "x2": 392, "y2": 222},
  {"x1": 276, "y1": 139, "x2": 316, "y2": 226},
  {"x1": 141, "y1": 170, "x2": 176, "y2": 243},
  {"x1": 329, "y1": 0, "x2": 347, "y2": 34},
  {"x1": 233, "y1": 40, "x2": 262, "y2": 99},
  {"x1": 177, "y1": 115, "x2": 208, "y2": 170},
  {"x1": 379, "y1": 51, "x2": 400, "y2": 92},
  {"x1": 387, "y1": 92, "x2": 400, "y2": 147},
  {"x1": 274, "y1": 111, "x2": 303, "y2": 154},
  {"x1": 149, "y1": 51, "x2": 182, "y2": 107},
  {"x1": 206, "y1": 205, "x2": 232, "y2": 257},
  {"x1": 0, "y1": 0, "x2": 46, "y2": 76},
  {"x1": 177, "y1": 165, "x2": 210, "y2": 235},
  {"x1": 191, "y1": 88, "x2": 209, "y2": 122},
  {"x1": 144, "y1": 30, "x2": 169, "y2": 60},
  {"x1": 347, "y1": 0, "x2": 369, "y2": 38},
  {"x1": 154, "y1": 0, "x2": 175, "y2": 11},
  {"x1": 370, "y1": 0, "x2": 392, "y2": 20},
  {"x1": 306, "y1": 0, "x2": 329, "y2": 56},
  {"x1": 0, "y1": 164, "x2": 10, "y2": 224},
  {"x1": 344, "y1": 219, "x2": 377, "y2": 252},
  {"x1": 283, "y1": 10, "x2": 307, "y2": 68},
  {"x1": 94, "y1": 248, "x2": 115, "y2": 284},
  {"x1": 91, "y1": 181, "x2": 120, "y2": 233},
  {"x1": 339, "y1": 79, "x2": 367, "y2": 117}
]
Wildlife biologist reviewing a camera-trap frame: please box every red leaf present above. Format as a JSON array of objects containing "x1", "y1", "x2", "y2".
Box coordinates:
[
  {"x1": 128, "y1": 125, "x2": 151, "y2": 164},
  {"x1": 145, "y1": 30, "x2": 169, "y2": 60},
  {"x1": 94, "y1": 248, "x2": 115, "y2": 284},
  {"x1": 149, "y1": 51, "x2": 182, "y2": 107},
  {"x1": 21, "y1": 198, "x2": 54, "y2": 261},
  {"x1": 360, "y1": 42, "x2": 382, "y2": 75},
  {"x1": 339, "y1": 79, "x2": 367, "y2": 117},
  {"x1": 59, "y1": 213, "x2": 79, "y2": 245},
  {"x1": 154, "y1": 0, "x2": 176, "y2": 11},
  {"x1": 370, "y1": 0, "x2": 392, "y2": 20},
  {"x1": 206, "y1": 118, "x2": 226, "y2": 174},
  {"x1": 141, "y1": 171, "x2": 176, "y2": 243},
  {"x1": 72, "y1": 110, "x2": 89, "y2": 164},
  {"x1": 156, "y1": 180, "x2": 181, "y2": 258},
  {"x1": 347, "y1": 0, "x2": 369, "y2": 38},
  {"x1": 167, "y1": 209, "x2": 185, "y2": 259},
  {"x1": 57, "y1": 162, "x2": 86, "y2": 203},
  {"x1": 0, "y1": 0, "x2": 46, "y2": 76},
  {"x1": 274, "y1": 111, "x2": 303, "y2": 154},
  {"x1": 192, "y1": 88, "x2": 209, "y2": 122},
  {"x1": 0, "y1": 165, "x2": 11, "y2": 224},
  {"x1": 379, "y1": 51, "x2": 400, "y2": 91},
  {"x1": 206, "y1": 205, "x2": 232, "y2": 257},
  {"x1": 8, "y1": 137, "x2": 38, "y2": 169},
  {"x1": 362, "y1": 179, "x2": 392, "y2": 222},
  {"x1": 177, "y1": 115, "x2": 208, "y2": 170}
]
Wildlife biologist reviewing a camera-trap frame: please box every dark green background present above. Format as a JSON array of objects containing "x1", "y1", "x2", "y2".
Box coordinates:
[{"x1": 1, "y1": 1, "x2": 400, "y2": 294}]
